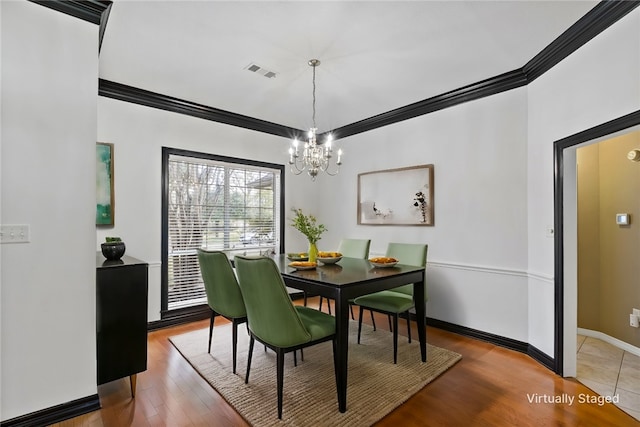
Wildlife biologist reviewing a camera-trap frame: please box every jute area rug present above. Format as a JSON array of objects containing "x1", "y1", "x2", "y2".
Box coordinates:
[{"x1": 169, "y1": 321, "x2": 461, "y2": 426}]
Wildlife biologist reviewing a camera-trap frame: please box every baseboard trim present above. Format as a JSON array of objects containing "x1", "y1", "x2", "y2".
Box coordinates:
[
  {"x1": 149, "y1": 305, "x2": 211, "y2": 331},
  {"x1": 150, "y1": 303, "x2": 558, "y2": 370},
  {"x1": 527, "y1": 344, "x2": 555, "y2": 370},
  {"x1": 0, "y1": 394, "x2": 100, "y2": 427},
  {"x1": 578, "y1": 328, "x2": 640, "y2": 358},
  {"x1": 426, "y1": 317, "x2": 528, "y2": 352},
  {"x1": 425, "y1": 317, "x2": 554, "y2": 370}
]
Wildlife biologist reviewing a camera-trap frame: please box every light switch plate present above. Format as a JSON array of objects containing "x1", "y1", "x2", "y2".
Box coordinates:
[
  {"x1": 616, "y1": 213, "x2": 630, "y2": 225},
  {"x1": 0, "y1": 225, "x2": 30, "y2": 243},
  {"x1": 546, "y1": 226, "x2": 554, "y2": 238}
]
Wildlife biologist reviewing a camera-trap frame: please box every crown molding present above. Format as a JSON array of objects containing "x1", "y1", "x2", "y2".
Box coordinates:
[
  {"x1": 28, "y1": 0, "x2": 111, "y2": 25},
  {"x1": 99, "y1": 79, "x2": 306, "y2": 140},
  {"x1": 98, "y1": 2, "x2": 113, "y2": 53},
  {"x1": 325, "y1": 69, "x2": 527, "y2": 140},
  {"x1": 329, "y1": 0, "x2": 640, "y2": 140},
  {"x1": 524, "y1": 0, "x2": 640, "y2": 82},
  {"x1": 90, "y1": 1, "x2": 639, "y2": 142}
]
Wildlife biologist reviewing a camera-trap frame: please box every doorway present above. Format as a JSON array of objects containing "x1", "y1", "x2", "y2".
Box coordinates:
[{"x1": 554, "y1": 109, "x2": 640, "y2": 377}]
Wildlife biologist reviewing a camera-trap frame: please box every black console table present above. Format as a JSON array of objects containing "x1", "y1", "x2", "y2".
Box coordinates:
[{"x1": 96, "y1": 253, "x2": 148, "y2": 397}]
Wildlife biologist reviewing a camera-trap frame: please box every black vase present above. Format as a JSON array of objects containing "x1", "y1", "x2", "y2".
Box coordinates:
[{"x1": 101, "y1": 241, "x2": 126, "y2": 260}]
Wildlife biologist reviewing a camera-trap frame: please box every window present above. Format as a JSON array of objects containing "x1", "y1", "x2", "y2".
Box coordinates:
[{"x1": 161, "y1": 148, "x2": 284, "y2": 316}]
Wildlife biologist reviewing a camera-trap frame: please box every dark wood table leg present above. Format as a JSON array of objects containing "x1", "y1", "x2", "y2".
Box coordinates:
[
  {"x1": 414, "y1": 276, "x2": 427, "y2": 362},
  {"x1": 334, "y1": 293, "x2": 349, "y2": 412},
  {"x1": 130, "y1": 374, "x2": 137, "y2": 397}
]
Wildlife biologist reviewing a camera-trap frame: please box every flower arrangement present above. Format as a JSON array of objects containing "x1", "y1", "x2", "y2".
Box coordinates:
[
  {"x1": 290, "y1": 208, "x2": 326, "y2": 244},
  {"x1": 413, "y1": 191, "x2": 428, "y2": 223}
]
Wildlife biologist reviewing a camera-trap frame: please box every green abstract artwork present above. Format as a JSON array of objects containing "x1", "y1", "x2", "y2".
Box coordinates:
[{"x1": 96, "y1": 142, "x2": 114, "y2": 225}]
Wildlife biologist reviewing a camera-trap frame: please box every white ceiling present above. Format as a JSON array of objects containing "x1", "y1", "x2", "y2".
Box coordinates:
[{"x1": 99, "y1": 1, "x2": 598, "y2": 134}]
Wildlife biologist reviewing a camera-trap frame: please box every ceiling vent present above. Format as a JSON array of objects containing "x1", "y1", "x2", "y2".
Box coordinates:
[{"x1": 244, "y1": 62, "x2": 277, "y2": 78}]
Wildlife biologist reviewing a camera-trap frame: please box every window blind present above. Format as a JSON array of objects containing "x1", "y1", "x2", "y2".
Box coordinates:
[{"x1": 166, "y1": 153, "x2": 281, "y2": 310}]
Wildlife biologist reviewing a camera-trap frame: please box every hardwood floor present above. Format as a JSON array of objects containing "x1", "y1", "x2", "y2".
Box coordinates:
[{"x1": 53, "y1": 297, "x2": 639, "y2": 426}]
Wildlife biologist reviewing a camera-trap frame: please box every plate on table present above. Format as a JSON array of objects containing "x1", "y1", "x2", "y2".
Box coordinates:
[
  {"x1": 289, "y1": 261, "x2": 317, "y2": 270},
  {"x1": 287, "y1": 253, "x2": 309, "y2": 261},
  {"x1": 317, "y1": 251, "x2": 343, "y2": 264},
  {"x1": 369, "y1": 257, "x2": 399, "y2": 268}
]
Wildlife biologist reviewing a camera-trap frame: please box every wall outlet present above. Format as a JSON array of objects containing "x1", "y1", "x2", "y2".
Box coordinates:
[{"x1": 631, "y1": 314, "x2": 640, "y2": 328}]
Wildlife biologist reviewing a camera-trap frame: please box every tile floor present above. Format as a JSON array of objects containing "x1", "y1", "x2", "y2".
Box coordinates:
[{"x1": 577, "y1": 334, "x2": 640, "y2": 421}]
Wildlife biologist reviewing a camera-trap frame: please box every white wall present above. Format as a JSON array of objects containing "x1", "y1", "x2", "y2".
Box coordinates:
[
  {"x1": 527, "y1": 8, "x2": 640, "y2": 358},
  {"x1": 320, "y1": 88, "x2": 531, "y2": 342},
  {"x1": 1, "y1": 2, "x2": 98, "y2": 420},
  {"x1": 98, "y1": 86, "x2": 534, "y2": 343},
  {"x1": 97, "y1": 97, "x2": 320, "y2": 321}
]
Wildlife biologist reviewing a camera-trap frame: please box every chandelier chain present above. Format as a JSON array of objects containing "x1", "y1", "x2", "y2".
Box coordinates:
[{"x1": 312, "y1": 62, "x2": 317, "y2": 129}]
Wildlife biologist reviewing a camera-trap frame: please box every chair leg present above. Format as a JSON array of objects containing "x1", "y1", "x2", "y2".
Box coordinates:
[
  {"x1": 392, "y1": 314, "x2": 399, "y2": 364},
  {"x1": 370, "y1": 310, "x2": 376, "y2": 331},
  {"x1": 232, "y1": 319, "x2": 241, "y2": 374},
  {"x1": 208, "y1": 310, "x2": 215, "y2": 353},
  {"x1": 350, "y1": 304, "x2": 354, "y2": 320},
  {"x1": 245, "y1": 336, "x2": 255, "y2": 384},
  {"x1": 357, "y1": 306, "x2": 364, "y2": 344},
  {"x1": 277, "y1": 349, "x2": 285, "y2": 419},
  {"x1": 319, "y1": 297, "x2": 333, "y2": 315},
  {"x1": 303, "y1": 291, "x2": 308, "y2": 306},
  {"x1": 406, "y1": 312, "x2": 412, "y2": 344},
  {"x1": 293, "y1": 350, "x2": 297, "y2": 367}
]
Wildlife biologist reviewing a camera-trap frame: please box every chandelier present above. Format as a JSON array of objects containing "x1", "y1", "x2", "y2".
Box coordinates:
[{"x1": 288, "y1": 59, "x2": 342, "y2": 180}]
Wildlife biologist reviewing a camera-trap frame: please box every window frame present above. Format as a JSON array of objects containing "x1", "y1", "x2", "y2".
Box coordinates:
[{"x1": 160, "y1": 147, "x2": 285, "y2": 321}]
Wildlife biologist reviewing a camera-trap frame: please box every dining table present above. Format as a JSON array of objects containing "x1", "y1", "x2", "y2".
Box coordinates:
[{"x1": 272, "y1": 254, "x2": 427, "y2": 413}]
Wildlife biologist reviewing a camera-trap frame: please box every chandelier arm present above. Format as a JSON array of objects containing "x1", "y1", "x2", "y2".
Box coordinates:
[
  {"x1": 322, "y1": 161, "x2": 340, "y2": 176},
  {"x1": 288, "y1": 160, "x2": 305, "y2": 175}
]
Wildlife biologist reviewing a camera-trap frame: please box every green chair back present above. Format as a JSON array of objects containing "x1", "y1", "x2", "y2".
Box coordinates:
[
  {"x1": 386, "y1": 243, "x2": 428, "y2": 298},
  {"x1": 197, "y1": 249, "x2": 246, "y2": 318},
  {"x1": 338, "y1": 238, "x2": 371, "y2": 259},
  {"x1": 234, "y1": 256, "x2": 312, "y2": 347}
]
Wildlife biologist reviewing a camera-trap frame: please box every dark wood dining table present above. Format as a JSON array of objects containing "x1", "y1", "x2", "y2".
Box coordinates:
[{"x1": 272, "y1": 254, "x2": 427, "y2": 413}]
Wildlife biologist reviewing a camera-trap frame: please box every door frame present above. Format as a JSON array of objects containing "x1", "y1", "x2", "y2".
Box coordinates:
[{"x1": 553, "y1": 109, "x2": 640, "y2": 375}]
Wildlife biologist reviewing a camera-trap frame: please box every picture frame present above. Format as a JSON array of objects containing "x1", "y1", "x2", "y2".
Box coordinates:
[
  {"x1": 96, "y1": 142, "x2": 114, "y2": 226},
  {"x1": 357, "y1": 164, "x2": 434, "y2": 226}
]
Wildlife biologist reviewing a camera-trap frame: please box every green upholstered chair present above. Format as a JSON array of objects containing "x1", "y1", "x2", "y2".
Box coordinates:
[
  {"x1": 337, "y1": 238, "x2": 371, "y2": 258},
  {"x1": 234, "y1": 255, "x2": 337, "y2": 419},
  {"x1": 318, "y1": 238, "x2": 371, "y2": 315},
  {"x1": 197, "y1": 249, "x2": 247, "y2": 374},
  {"x1": 353, "y1": 243, "x2": 428, "y2": 364}
]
